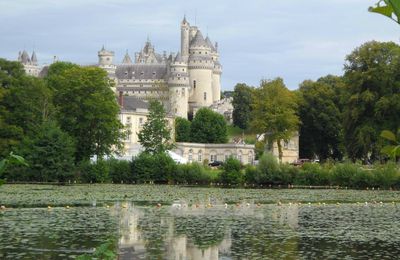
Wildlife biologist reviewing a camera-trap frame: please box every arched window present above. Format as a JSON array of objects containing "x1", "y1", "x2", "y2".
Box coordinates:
[
  {"x1": 188, "y1": 149, "x2": 193, "y2": 162},
  {"x1": 238, "y1": 150, "x2": 243, "y2": 163},
  {"x1": 204, "y1": 92, "x2": 207, "y2": 101},
  {"x1": 198, "y1": 150, "x2": 202, "y2": 162},
  {"x1": 248, "y1": 151, "x2": 253, "y2": 165},
  {"x1": 193, "y1": 80, "x2": 196, "y2": 89}
]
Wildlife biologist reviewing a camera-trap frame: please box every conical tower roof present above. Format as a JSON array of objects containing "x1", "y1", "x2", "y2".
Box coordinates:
[
  {"x1": 122, "y1": 51, "x2": 132, "y2": 64},
  {"x1": 174, "y1": 52, "x2": 184, "y2": 63},
  {"x1": 190, "y1": 30, "x2": 207, "y2": 47},
  {"x1": 21, "y1": 50, "x2": 30, "y2": 64},
  {"x1": 31, "y1": 51, "x2": 38, "y2": 65},
  {"x1": 205, "y1": 36, "x2": 216, "y2": 52}
]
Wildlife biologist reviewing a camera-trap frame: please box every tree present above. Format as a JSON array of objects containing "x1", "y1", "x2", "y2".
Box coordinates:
[
  {"x1": 343, "y1": 41, "x2": 400, "y2": 162},
  {"x1": 0, "y1": 59, "x2": 52, "y2": 157},
  {"x1": 175, "y1": 117, "x2": 191, "y2": 142},
  {"x1": 190, "y1": 108, "x2": 228, "y2": 144},
  {"x1": 251, "y1": 78, "x2": 299, "y2": 162},
  {"x1": 138, "y1": 100, "x2": 173, "y2": 154},
  {"x1": 47, "y1": 64, "x2": 125, "y2": 161},
  {"x1": 369, "y1": 0, "x2": 400, "y2": 24},
  {"x1": 14, "y1": 121, "x2": 75, "y2": 182},
  {"x1": 298, "y1": 77, "x2": 344, "y2": 161},
  {"x1": 232, "y1": 83, "x2": 253, "y2": 129},
  {"x1": 220, "y1": 157, "x2": 242, "y2": 185}
]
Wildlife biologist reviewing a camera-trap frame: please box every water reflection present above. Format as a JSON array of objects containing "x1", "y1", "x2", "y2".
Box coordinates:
[{"x1": 114, "y1": 202, "x2": 302, "y2": 259}]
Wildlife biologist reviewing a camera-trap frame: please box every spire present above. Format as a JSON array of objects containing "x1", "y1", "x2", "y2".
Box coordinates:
[
  {"x1": 101, "y1": 45, "x2": 105, "y2": 51},
  {"x1": 31, "y1": 51, "x2": 38, "y2": 65},
  {"x1": 122, "y1": 50, "x2": 132, "y2": 64},
  {"x1": 182, "y1": 14, "x2": 187, "y2": 24},
  {"x1": 18, "y1": 51, "x2": 22, "y2": 62}
]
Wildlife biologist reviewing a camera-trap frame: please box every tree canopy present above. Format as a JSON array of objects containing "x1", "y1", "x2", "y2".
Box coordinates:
[
  {"x1": 232, "y1": 83, "x2": 253, "y2": 129},
  {"x1": 47, "y1": 64, "x2": 125, "y2": 161},
  {"x1": 138, "y1": 100, "x2": 174, "y2": 154},
  {"x1": 343, "y1": 41, "x2": 400, "y2": 161},
  {"x1": 190, "y1": 108, "x2": 228, "y2": 144},
  {"x1": 251, "y1": 78, "x2": 299, "y2": 162},
  {"x1": 298, "y1": 76, "x2": 344, "y2": 161},
  {"x1": 175, "y1": 117, "x2": 191, "y2": 142}
]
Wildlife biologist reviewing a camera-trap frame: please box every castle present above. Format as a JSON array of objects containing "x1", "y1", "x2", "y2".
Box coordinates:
[
  {"x1": 98, "y1": 16, "x2": 222, "y2": 119},
  {"x1": 18, "y1": 17, "x2": 222, "y2": 119}
]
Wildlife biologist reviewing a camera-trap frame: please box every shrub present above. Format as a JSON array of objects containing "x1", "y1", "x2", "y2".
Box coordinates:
[
  {"x1": 131, "y1": 152, "x2": 177, "y2": 183},
  {"x1": 255, "y1": 153, "x2": 281, "y2": 184},
  {"x1": 331, "y1": 162, "x2": 362, "y2": 187},
  {"x1": 220, "y1": 157, "x2": 242, "y2": 185},
  {"x1": 108, "y1": 159, "x2": 132, "y2": 183},
  {"x1": 295, "y1": 163, "x2": 330, "y2": 186},
  {"x1": 176, "y1": 163, "x2": 212, "y2": 184},
  {"x1": 373, "y1": 162, "x2": 399, "y2": 188},
  {"x1": 279, "y1": 163, "x2": 299, "y2": 184},
  {"x1": 244, "y1": 165, "x2": 258, "y2": 184},
  {"x1": 79, "y1": 160, "x2": 110, "y2": 183}
]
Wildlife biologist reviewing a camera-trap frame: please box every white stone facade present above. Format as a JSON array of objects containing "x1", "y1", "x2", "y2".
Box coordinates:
[
  {"x1": 98, "y1": 17, "x2": 222, "y2": 119},
  {"x1": 174, "y1": 142, "x2": 255, "y2": 165}
]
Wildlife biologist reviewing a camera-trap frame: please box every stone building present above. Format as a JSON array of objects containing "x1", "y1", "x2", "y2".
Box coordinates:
[{"x1": 98, "y1": 16, "x2": 222, "y2": 119}]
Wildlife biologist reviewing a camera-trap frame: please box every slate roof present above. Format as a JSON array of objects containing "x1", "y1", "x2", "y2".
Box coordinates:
[
  {"x1": 190, "y1": 30, "x2": 207, "y2": 47},
  {"x1": 115, "y1": 64, "x2": 168, "y2": 80},
  {"x1": 122, "y1": 52, "x2": 133, "y2": 64},
  {"x1": 205, "y1": 36, "x2": 216, "y2": 52},
  {"x1": 120, "y1": 96, "x2": 149, "y2": 111}
]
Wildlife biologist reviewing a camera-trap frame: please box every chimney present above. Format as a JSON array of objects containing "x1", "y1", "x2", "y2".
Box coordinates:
[{"x1": 119, "y1": 91, "x2": 124, "y2": 108}]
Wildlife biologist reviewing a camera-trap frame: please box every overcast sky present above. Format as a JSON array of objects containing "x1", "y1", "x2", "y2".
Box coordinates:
[{"x1": 0, "y1": 0, "x2": 398, "y2": 90}]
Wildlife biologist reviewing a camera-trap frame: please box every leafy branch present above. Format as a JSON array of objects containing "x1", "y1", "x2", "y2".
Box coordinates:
[
  {"x1": 380, "y1": 129, "x2": 400, "y2": 161},
  {"x1": 369, "y1": 0, "x2": 400, "y2": 24}
]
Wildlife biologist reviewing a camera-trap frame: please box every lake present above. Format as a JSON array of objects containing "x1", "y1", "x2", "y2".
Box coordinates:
[{"x1": 1, "y1": 184, "x2": 400, "y2": 259}]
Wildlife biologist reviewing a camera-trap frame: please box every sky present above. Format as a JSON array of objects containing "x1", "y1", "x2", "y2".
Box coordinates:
[{"x1": 0, "y1": 0, "x2": 398, "y2": 90}]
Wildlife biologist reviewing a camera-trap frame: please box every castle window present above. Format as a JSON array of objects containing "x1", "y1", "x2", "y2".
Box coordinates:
[
  {"x1": 177, "y1": 74, "x2": 181, "y2": 77},
  {"x1": 205, "y1": 52, "x2": 208, "y2": 54},
  {"x1": 182, "y1": 68, "x2": 185, "y2": 72},
  {"x1": 153, "y1": 72, "x2": 156, "y2": 76},
  {"x1": 139, "y1": 118, "x2": 143, "y2": 126},
  {"x1": 182, "y1": 88, "x2": 185, "y2": 96},
  {"x1": 107, "y1": 57, "x2": 110, "y2": 61},
  {"x1": 189, "y1": 149, "x2": 193, "y2": 162},
  {"x1": 204, "y1": 92, "x2": 207, "y2": 101},
  {"x1": 198, "y1": 150, "x2": 202, "y2": 162},
  {"x1": 178, "y1": 77, "x2": 181, "y2": 80},
  {"x1": 199, "y1": 52, "x2": 202, "y2": 54},
  {"x1": 126, "y1": 116, "x2": 131, "y2": 123},
  {"x1": 193, "y1": 80, "x2": 196, "y2": 89}
]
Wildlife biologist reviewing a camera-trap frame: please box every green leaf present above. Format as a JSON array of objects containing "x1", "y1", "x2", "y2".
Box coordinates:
[
  {"x1": 381, "y1": 145, "x2": 396, "y2": 155},
  {"x1": 380, "y1": 130, "x2": 397, "y2": 142},
  {"x1": 369, "y1": 5, "x2": 394, "y2": 18}
]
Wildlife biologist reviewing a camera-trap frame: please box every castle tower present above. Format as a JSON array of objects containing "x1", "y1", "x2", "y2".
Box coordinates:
[
  {"x1": 98, "y1": 46, "x2": 116, "y2": 78},
  {"x1": 181, "y1": 16, "x2": 190, "y2": 59},
  {"x1": 206, "y1": 37, "x2": 222, "y2": 102},
  {"x1": 188, "y1": 30, "x2": 214, "y2": 109},
  {"x1": 168, "y1": 52, "x2": 190, "y2": 118}
]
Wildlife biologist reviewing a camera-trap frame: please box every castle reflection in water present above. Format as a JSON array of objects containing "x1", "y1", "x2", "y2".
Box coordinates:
[{"x1": 111, "y1": 201, "x2": 299, "y2": 259}]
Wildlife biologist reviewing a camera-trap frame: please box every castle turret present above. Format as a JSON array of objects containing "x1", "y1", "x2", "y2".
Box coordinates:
[
  {"x1": 31, "y1": 51, "x2": 38, "y2": 66},
  {"x1": 188, "y1": 30, "x2": 214, "y2": 109},
  {"x1": 181, "y1": 16, "x2": 190, "y2": 59},
  {"x1": 98, "y1": 46, "x2": 116, "y2": 78},
  {"x1": 168, "y1": 52, "x2": 190, "y2": 118},
  {"x1": 206, "y1": 37, "x2": 222, "y2": 102}
]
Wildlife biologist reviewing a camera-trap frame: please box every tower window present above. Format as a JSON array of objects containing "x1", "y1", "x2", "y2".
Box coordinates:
[
  {"x1": 182, "y1": 68, "x2": 185, "y2": 72},
  {"x1": 182, "y1": 88, "x2": 185, "y2": 96},
  {"x1": 204, "y1": 92, "x2": 207, "y2": 101},
  {"x1": 193, "y1": 80, "x2": 196, "y2": 89}
]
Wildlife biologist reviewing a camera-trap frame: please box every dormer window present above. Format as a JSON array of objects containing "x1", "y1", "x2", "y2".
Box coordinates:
[{"x1": 141, "y1": 71, "x2": 144, "y2": 75}]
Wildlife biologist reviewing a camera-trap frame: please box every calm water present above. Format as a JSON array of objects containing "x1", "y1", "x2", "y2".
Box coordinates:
[{"x1": 1, "y1": 202, "x2": 400, "y2": 259}]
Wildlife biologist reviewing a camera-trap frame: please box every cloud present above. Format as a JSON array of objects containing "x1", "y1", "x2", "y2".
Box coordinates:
[{"x1": 0, "y1": 0, "x2": 398, "y2": 89}]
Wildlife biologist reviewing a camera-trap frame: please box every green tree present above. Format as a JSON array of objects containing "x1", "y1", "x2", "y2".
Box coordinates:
[
  {"x1": 190, "y1": 108, "x2": 228, "y2": 143},
  {"x1": 298, "y1": 77, "x2": 343, "y2": 161},
  {"x1": 220, "y1": 157, "x2": 242, "y2": 185},
  {"x1": 175, "y1": 117, "x2": 191, "y2": 142},
  {"x1": 138, "y1": 100, "x2": 173, "y2": 154},
  {"x1": 232, "y1": 83, "x2": 253, "y2": 129},
  {"x1": 47, "y1": 64, "x2": 125, "y2": 161},
  {"x1": 343, "y1": 41, "x2": 400, "y2": 162},
  {"x1": 369, "y1": 0, "x2": 400, "y2": 24},
  {"x1": 13, "y1": 121, "x2": 75, "y2": 182},
  {"x1": 0, "y1": 59, "x2": 51, "y2": 157},
  {"x1": 251, "y1": 78, "x2": 299, "y2": 162}
]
